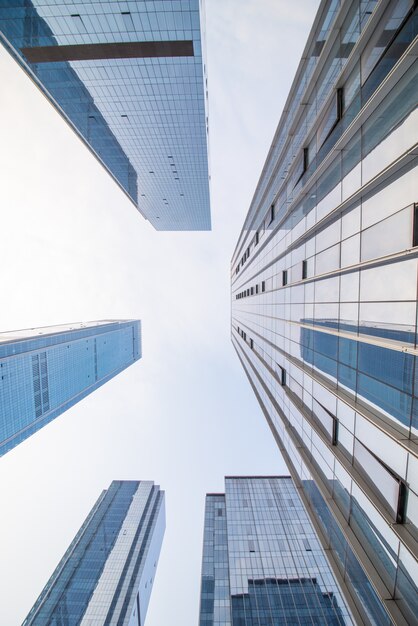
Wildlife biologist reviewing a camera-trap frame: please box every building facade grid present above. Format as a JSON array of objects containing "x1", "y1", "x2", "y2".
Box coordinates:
[
  {"x1": 0, "y1": 0, "x2": 210, "y2": 230},
  {"x1": 199, "y1": 477, "x2": 353, "y2": 626},
  {"x1": 231, "y1": 1, "x2": 418, "y2": 624},
  {"x1": 0, "y1": 320, "x2": 141, "y2": 455}
]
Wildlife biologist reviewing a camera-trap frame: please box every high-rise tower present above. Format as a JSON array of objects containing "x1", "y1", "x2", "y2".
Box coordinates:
[
  {"x1": 231, "y1": 1, "x2": 418, "y2": 623},
  {"x1": 23, "y1": 480, "x2": 165, "y2": 626},
  {"x1": 199, "y1": 476, "x2": 352, "y2": 625},
  {"x1": 0, "y1": 320, "x2": 141, "y2": 455},
  {"x1": 0, "y1": 0, "x2": 210, "y2": 230}
]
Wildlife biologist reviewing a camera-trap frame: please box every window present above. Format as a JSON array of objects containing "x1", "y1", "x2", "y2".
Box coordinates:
[
  {"x1": 255, "y1": 284, "x2": 259, "y2": 294},
  {"x1": 261, "y1": 281, "x2": 266, "y2": 292},
  {"x1": 250, "y1": 338, "x2": 254, "y2": 350},
  {"x1": 303, "y1": 539, "x2": 312, "y2": 551},
  {"x1": 270, "y1": 204, "x2": 275, "y2": 224},
  {"x1": 276, "y1": 364, "x2": 286, "y2": 386},
  {"x1": 353, "y1": 439, "x2": 407, "y2": 522},
  {"x1": 332, "y1": 418, "x2": 338, "y2": 446},
  {"x1": 317, "y1": 88, "x2": 344, "y2": 148},
  {"x1": 302, "y1": 260, "x2": 308, "y2": 279},
  {"x1": 294, "y1": 148, "x2": 310, "y2": 188},
  {"x1": 282, "y1": 270, "x2": 288, "y2": 286},
  {"x1": 255, "y1": 231, "x2": 259, "y2": 245},
  {"x1": 413, "y1": 203, "x2": 418, "y2": 247},
  {"x1": 250, "y1": 287, "x2": 254, "y2": 295}
]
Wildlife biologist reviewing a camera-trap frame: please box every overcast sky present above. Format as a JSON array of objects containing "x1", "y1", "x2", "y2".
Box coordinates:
[{"x1": 0, "y1": 1, "x2": 319, "y2": 624}]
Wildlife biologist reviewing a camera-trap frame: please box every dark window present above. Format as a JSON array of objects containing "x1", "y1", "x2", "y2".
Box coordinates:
[
  {"x1": 303, "y1": 147, "x2": 309, "y2": 172},
  {"x1": 261, "y1": 281, "x2": 266, "y2": 292},
  {"x1": 282, "y1": 270, "x2": 288, "y2": 286},
  {"x1": 332, "y1": 418, "x2": 339, "y2": 446},
  {"x1": 255, "y1": 231, "x2": 259, "y2": 245},
  {"x1": 317, "y1": 87, "x2": 344, "y2": 148},
  {"x1": 302, "y1": 260, "x2": 308, "y2": 280},
  {"x1": 268, "y1": 204, "x2": 275, "y2": 225},
  {"x1": 277, "y1": 364, "x2": 286, "y2": 386},
  {"x1": 250, "y1": 339, "x2": 254, "y2": 350},
  {"x1": 255, "y1": 284, "x2": 259, "y2": 294},
  {"x1": 250, "y1": 287, "x2": 254, "y2": 295},
  {"x1": 217, "y1": 508, "x2": 223, "y2": 517},
  {"x1": 413, "y1": 203, "x2": 418, "y2": 247},
  {"x1": 397, "y1": 481, "x2": 408, "y2": 524}
]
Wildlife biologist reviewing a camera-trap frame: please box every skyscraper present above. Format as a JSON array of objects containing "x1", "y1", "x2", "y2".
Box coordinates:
[
  {"x1": 199, "y1": 476, "x2": 353, "y2": 626},
  {"x1": 231, "y1": 1, "x2": 418, "y2": 624},
  {"x1": 0, "y1": 320, "x2": 141, "y2": 455},
  {"x1": 23, "y1": 480, "x2": 165, "y2": 626},
  {"x1": 0, "y1": 0, "x2": 210, "y2": 231}
]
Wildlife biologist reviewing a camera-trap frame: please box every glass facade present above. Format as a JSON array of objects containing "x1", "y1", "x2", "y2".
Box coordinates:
[
  {"x1": 0, "y1": 0, "x2": 210, "y2": 231},
  {"x1": 0, "y1": 319, "x2": 141, "y2": 455},
  {"x1": 231, "y1": 1, "x2": 418, "y2": 624},
  {"x1": 199, "y1": 476, "x2": 352, "y2": 626},
  {"x1": 23, "y1": 480, "x2": 165, "y2": 626}
]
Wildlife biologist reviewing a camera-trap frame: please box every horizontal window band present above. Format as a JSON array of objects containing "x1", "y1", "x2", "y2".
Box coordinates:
[{"x1": 21, "y1": 40, "x2": 194, "y2": 63}]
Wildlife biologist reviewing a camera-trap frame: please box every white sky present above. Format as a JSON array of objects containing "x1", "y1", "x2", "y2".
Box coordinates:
[{"x1": 0, "y1": 1, "x2": 319, "y2": 624}]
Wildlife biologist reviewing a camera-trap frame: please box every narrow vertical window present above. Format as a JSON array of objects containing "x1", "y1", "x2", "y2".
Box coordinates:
[
  {"x1": 269, "y1": 204, "x2": 275, "y2": 225},
  {"x1": 282, "y1": 270, "x2": 288, "y2": 286},
  {"x1": 261, "y1": 281, "x2": 266, "y2": 292},
  {"x1": 277, "y1": 364, "x2": 286, "y2": 386},
  {"x1": 303, "y1": 147, "x2": 309, "y2": 172},
  {"x1": 302, "y1": 260, "x2": 308, "y2": 280},
  {"x1": 413, "y1": 203, "x2": 418, "y2": 247},
  {"x1": 397, "y1": 482, "x2": 407, "y2": 524},
  {"x1": 255, "y1": 231, "x2": 259, "y2": 245},
  {"x1": 337, "y1": 87, "x2": 344, "y2": 119},
  {"x1": 332, "y1": 418, "x2": 339, "y2": 446}
]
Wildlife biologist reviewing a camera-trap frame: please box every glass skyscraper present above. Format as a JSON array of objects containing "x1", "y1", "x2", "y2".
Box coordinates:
[
  {"x1": 199, "y1": 476, "x2": 352, "y2": 625},
  {"x1": 231, "y1": 1, "x2": 418, "y2": 624},
  {"x1": 0, "y1": 319, "x2": 141, "y2": 455},
  {"x1": 23, "y1": 480, "x2": 165, "y2": 626},
  {"x1": 0, "y1": 0, "x2": 210, "y2": 231}
]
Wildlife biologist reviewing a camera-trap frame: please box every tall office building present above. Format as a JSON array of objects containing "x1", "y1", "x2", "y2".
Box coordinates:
[
  {"x1": 0, "y1": 320, "x2": 141, "y2": 455},
  {"x1": 199, "y1": 476, "x2": 353, "y2": 626},
  {"x1": 231, "y1": 1, "x2": 418, "y2": 624},
  {"x1": 23, "y1": 480, "x2": 165, "y2": 625},
  {"x1": 0, "y1": 0, "x2": 210, "y2": 231}
]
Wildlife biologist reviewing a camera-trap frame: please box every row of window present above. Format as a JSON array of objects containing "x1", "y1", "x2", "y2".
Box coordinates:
[
  {"x1": 235, "y1": 258, "x2": 309, "y2": 300},
  {"x1": 235, "y1": 281, "x2": 266, "y2": 300},
  {"x1": 235, "y1": 205, "x2": 276, "y2": 274}
]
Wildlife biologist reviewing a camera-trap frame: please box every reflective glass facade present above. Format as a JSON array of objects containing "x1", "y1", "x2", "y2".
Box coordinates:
[
  {"x1": 199, "y1": 476, "x2": 352, "y2": 626},
  {"x1": 0, "y1": 319, "x2": 141, "y2": 455},
  {"x1": 23, "y1": 480, "x2": 165, "y2": 626},
  {"x1": 231, "y1": 1, "x2": 418, "y2": 624},
  {"x1": 0, "y1": 0, "x2": 210, "y2": 231}
]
